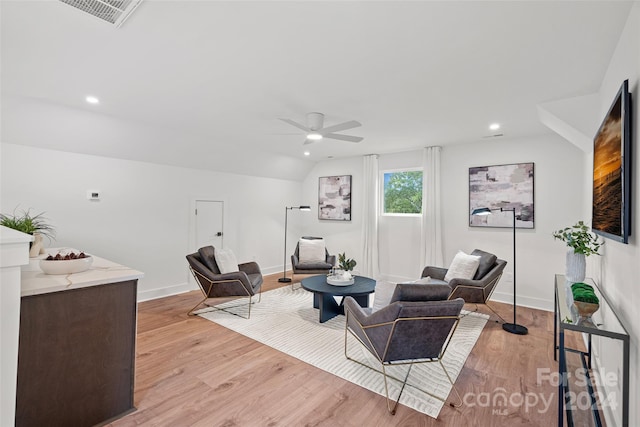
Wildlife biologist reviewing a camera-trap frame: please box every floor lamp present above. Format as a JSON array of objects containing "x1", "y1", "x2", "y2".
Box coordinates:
[
  {"x1": 278, "y1": 205, "x2": 311, "y2": 283},
  {"x1": 472, "y1": 207, "x2": 528, "y2": 335}
]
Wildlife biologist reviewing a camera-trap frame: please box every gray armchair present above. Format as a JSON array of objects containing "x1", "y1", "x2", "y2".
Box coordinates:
[
  {"x1": 422, "y1": 249, "x2": 506, "y2": 304},
  {"x1": 344, "y1": 283, "x2": 464, "y2": 415},
  {"x1": 186, "y1": 246, "x2": 263, "y2": 318},
  {"x1": 291, "y1": 237, "x2": 336, "y2": 283}
]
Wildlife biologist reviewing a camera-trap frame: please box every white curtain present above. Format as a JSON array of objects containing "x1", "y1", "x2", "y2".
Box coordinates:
[
  {"x1": 420, "y1": 146, "x2": 444, "y2": 267},
  {"x1": 361, "y1": 154, "x2": 380, "y2": 278}
]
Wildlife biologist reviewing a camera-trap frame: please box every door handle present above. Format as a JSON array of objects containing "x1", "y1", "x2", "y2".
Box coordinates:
[{"x1": 216, "y1": 232, "x2": 223, "y2": 236}]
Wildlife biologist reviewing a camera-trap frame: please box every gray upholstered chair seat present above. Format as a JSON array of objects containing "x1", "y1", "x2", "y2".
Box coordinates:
[{"x1": 295, "y1": 261, "x2": 334, "y2": 270}]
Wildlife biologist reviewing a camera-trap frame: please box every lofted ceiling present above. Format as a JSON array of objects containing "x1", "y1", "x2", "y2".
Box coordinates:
[{"x1": 0, "y1": 1, "x2": 634, "y2": 180}]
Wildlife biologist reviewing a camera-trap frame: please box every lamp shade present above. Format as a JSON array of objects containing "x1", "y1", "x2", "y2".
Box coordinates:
[
  {"x1": 471, "y1": 207, "x2": 492, "y2": 216},
  {"x1": 299, "y1": 206, "x2": 311, "y2": 211}
]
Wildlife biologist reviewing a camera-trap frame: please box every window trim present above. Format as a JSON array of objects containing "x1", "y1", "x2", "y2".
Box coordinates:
[{"x1": 380, "y1": 167, "x2": 423, "y2": 217}]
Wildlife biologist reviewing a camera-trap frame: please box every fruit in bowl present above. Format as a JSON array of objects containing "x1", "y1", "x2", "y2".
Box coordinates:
[{"x1": 39, "y1": 251, "x2": 93, "y2": 275}]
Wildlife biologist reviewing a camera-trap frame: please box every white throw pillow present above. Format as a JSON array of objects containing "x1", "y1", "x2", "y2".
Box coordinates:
[
  {"x1": 371, "y1": 280, "x2": 397, "y2": 312},
  {"x1": 444, "y1": 251, "x2": 481, "y2": 282},
  {"x1": 298, "y1": 238, "x2": 326, "y2": 263},
  {"x1": 214, "y1": 248, "x2": 239, "y2": 274}
]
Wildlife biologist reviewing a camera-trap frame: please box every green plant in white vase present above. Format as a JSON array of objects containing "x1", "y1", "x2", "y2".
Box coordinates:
[
  {"x1": 552, "y1": 221, "x2": 601, "y2": 282},
  {"x1": 338, "y1": 252, "x2": 357, "y2": 271}
]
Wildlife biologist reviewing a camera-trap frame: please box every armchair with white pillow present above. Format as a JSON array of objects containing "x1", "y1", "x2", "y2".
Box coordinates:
[
  {"x1": 421, "y1": 249, "x2": 507, "y2": 306},
  {"x1": 185, "y1": 246, "x2": 263, "y2": 318},
  {"x1": 291, "y1": 236, "x2": 336, "y2": 285}
]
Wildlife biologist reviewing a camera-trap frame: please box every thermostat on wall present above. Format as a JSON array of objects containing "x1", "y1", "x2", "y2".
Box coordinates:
[{"x1": 87, "y1": 190, "x2": 100, "y2": 200}]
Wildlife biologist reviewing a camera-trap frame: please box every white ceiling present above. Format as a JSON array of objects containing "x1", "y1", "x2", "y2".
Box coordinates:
[{"x1": 1, "y1": 1, "x2": 634, "y2": 180}]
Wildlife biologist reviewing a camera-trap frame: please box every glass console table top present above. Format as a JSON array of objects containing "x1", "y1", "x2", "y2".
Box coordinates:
[{"x1": 555, "y1": 274, "x2": 628, "y2": 338}]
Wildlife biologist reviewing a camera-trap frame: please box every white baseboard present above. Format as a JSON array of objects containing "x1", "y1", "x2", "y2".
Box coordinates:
[
  {"x1": 261, "y1": 264, "x2": 285, "y2": 276},
  {"x1": 137, "y1": 281, "x2": 197, "y2": 302},
  {"x1": 490, "y1": 291, "x2": 553, "y2": 312}
]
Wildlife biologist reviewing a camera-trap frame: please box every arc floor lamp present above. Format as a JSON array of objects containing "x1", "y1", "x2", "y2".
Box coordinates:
[
  {"x1": 278, "y1": 205, "x2": 311, "y2": 283},
  {"x1": 472, "y1": 207, "x2": 528, "y2": 335}
]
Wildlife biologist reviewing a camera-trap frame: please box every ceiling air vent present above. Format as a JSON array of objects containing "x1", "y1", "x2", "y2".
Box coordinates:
[{"x1": 59, "y1": 0, "x2": 143, "y2": 27}]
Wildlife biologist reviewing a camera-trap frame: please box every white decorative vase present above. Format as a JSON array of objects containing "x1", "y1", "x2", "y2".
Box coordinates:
[{"x1": 565, "y1": 249, "x2": 586, "y2": 283}]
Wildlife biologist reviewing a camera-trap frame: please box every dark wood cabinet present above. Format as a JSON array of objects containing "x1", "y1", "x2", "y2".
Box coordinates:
[{"x1": 16, "y1": 279, "x2": 137, "y2": 427}]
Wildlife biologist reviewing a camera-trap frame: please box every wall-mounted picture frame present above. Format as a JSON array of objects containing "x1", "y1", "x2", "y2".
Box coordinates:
[
  {"x1": 592, "y1": 79, "x2": 631, "y2": 244},
  {"x1": 319, "y1": 175, "x2": 351, "y2": 221},
  {"x1": 469, "y1": 162, "x2": 534, "y2": 229}
]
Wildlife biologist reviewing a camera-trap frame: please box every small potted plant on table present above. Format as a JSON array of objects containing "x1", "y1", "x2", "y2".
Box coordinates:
[{"x1": 552, "y1": 221, "x2": 601, "y2": 283}]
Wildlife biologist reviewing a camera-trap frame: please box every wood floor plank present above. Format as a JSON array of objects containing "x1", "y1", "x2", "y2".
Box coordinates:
[{"x1": 109, "y1": 272, "x2": 566, "y2": 427}]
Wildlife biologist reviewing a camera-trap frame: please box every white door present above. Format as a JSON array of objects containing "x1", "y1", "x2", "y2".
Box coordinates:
[{"x1": 195, "y1": 200, "x2": 224, "y2": 249}]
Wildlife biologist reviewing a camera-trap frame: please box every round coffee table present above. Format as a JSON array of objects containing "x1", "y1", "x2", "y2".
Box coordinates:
[{"x1": 301, "y1": 275, "x2": 376, "y2": 323}]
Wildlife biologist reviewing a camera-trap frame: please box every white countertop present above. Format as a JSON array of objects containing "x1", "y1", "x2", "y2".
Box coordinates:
[{"x1": 21, "y1": 248, "x2": 144, "y2": 297}]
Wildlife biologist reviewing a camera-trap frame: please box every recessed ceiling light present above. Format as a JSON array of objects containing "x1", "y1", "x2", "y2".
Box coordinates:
[
  {"x1": 489, "y1": 123, "x2": 500, "y2": 131},
  {"x1": 86, "y1": 96, "x2": 100, "y2": 104},
  {"x1": 303, "y1": 151, "x2": 310, "y2": 156},
  {"x1": 307, "y1": 133, "x2": 323, "y2": 140}
]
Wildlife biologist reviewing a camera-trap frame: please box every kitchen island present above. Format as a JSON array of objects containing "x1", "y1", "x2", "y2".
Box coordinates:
[{"x1": 17, "y1": 250, "x2": 143, "y2": 427}]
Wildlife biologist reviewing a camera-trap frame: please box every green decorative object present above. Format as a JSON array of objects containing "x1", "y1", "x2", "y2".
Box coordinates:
[
  {"x1": 571, "y1": 282, "x2": 599, "y2": 304},
  {"x1": 338, "y1": 253, "x2": 357, "y2": 272},
  {"x1": 552, "y1": 221, "x2": 602, "y2": 256},
  {"x1": 0, "y1": 208, "x2": 55, "y2": 240},
  {"x1": 570, "y1": 282, "x2": 599, "y2": 319}
]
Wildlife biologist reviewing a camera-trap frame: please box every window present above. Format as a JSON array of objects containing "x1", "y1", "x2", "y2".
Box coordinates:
[{"x1": 382, "y1": 169, "x2": 423, "y2": 215}]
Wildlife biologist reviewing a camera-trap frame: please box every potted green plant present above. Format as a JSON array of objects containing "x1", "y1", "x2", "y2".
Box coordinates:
[
  {"x1": 552, "y1": 221, "x2": 601, "y2": 282},
  {"x1": 1, "y1": 208, "x2": 55, "y2": 241},
  {"x1": 338, "y1": 252, "x2": 357, "y2": 272}
]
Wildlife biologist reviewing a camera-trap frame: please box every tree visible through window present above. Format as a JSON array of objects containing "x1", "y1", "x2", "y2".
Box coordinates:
[{"x1": 383, "y1": 170, "x2": 423, "y2": 214}]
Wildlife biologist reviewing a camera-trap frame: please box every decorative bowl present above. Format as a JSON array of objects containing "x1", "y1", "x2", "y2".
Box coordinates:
[
  {"x1": 573, "y1": 301, "x2": 599, "y2": 318},
  {"x1": 40, "y1": 256, "x2": 93, "y2": 275},
  {"x1": 327, "y1": 274, "x2": 354, "y2": 286}
]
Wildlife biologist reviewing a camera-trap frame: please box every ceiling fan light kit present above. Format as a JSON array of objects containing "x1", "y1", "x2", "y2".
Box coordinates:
[{"x1": 279, "y1": 112, "x2": 363, "y2": 145}]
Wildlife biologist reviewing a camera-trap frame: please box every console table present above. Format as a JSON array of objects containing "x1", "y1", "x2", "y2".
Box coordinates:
[
  {"x1": 554, "y1": 274, "x2": 629, "y2": 427},
  {"x1": 17, "y1": 251, "x2": 143, "y2": 427}
]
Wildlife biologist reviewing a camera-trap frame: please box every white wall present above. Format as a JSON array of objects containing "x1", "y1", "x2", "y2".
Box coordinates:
[
  {"x1": 304, "y1": 136, "x2": 584, "y2": 310},
  {"x1": 587, "y1": 3, "x2": 640, "y2": 425},
  {"x1": 377, "y1": 150, "x2": 423, "y2": 281},
  {"x1": 0, "y1": 227, "x2": 32, "y2": 426},
  {"x1": 0, "y1": 143, "x2": 302, "y2": 300},
  {"x1": 301, "y1": 157, "x2": 363, "y2": 269},
  {"x1": 441, "y1": 134, "x2": 585, "y2": 310},
  {"x1": 301, "y1": 151, "x2": 428, "y2": 281}
]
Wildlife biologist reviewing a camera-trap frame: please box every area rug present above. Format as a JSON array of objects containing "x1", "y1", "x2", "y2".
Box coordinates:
[{"x1": 197, "y1": 286, "x2": 488, "y2": 418}]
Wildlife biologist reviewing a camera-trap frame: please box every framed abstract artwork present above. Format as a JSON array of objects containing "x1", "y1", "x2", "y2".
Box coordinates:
[
  {"x1": 318, "y1": 175, "x2": 351, "y2": 221},
  {"x1": 469, "y1": 162, "x2": 535, "y2": 229},
  {"x1": 592, "y1": 79, "x2": 631, "y2": 244}
]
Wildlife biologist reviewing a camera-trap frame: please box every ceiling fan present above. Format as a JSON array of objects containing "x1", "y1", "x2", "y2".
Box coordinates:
[{"x1": 279, "y1": 112, "x2": 363, "y2": 145}]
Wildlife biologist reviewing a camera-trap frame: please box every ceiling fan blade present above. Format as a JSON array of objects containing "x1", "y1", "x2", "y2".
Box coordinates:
[
  {"x1": 303, "y1": 138, "x2": 315, "y2": 145},
  {"x1": 320, "y1": 120, "x2": 362, "y2": 134},
  {"x1": 324, "y1": 133, "x2": 363, "y2": 143},
  {"x1": 279, "y1": 118, "x2": 311, "y2": 132}
]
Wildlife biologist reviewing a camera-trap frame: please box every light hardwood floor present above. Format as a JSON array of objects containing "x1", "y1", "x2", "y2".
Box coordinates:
[{"x1": 109, "y1": 273, "x2": 579, "y2": 427}]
